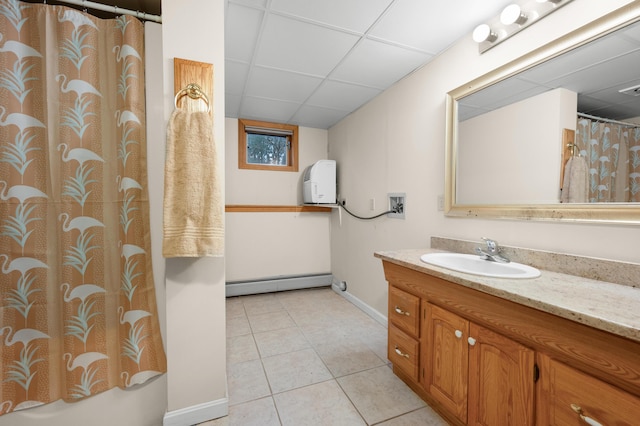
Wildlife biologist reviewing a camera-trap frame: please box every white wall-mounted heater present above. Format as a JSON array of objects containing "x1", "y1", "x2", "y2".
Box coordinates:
[{"x1": 303, "y1": 160, "x2": 336, "y2": 204}]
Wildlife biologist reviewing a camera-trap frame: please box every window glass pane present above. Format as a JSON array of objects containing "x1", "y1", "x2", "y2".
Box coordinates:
[{"x1": 246, "y1": 133, "x2": 289, "y2": 166}]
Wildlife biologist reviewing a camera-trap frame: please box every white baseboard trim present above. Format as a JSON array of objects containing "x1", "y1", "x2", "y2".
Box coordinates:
[
  {"x1": 331, "y1": 283, "x2": 388, "y2": 328},
  {"x1": 226, "y1": 273, "x2": 333, "y2": 297},
  {"x1": 163, "y1": 397, "x2": 228, "y2": 426}
]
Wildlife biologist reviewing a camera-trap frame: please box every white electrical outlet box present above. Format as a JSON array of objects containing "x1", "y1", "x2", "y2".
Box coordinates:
[{"x1": 388, "y1": 193, "x2": 405, "y2": 219}]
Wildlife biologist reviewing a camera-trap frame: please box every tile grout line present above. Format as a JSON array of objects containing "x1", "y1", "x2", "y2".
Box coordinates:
[{"x1": 223, "y1": 289, "x2": 443, "y2": 425}]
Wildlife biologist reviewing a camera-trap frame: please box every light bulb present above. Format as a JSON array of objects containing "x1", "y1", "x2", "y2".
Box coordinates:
[
  {"x1": 472, "y1": 24, "x2": 497, "y2": 43},
  {"x1": 500, "y1": 4, "x2": 528, "y2": 25}
]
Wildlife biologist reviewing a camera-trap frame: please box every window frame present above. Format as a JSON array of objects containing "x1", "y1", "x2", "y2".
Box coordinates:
[{"x1": 238, "y1": 119, "x2": 299, "y2": 172}]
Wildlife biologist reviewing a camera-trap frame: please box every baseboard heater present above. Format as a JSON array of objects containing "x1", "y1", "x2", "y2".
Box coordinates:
[{"x1": 225, "y1": 273, "x2": 333, "y2": 297}]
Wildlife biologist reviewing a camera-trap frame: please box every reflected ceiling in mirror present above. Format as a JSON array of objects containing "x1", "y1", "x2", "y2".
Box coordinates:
[{"x1": 445, "y1": 2, "x2": 640, "y2": 224}]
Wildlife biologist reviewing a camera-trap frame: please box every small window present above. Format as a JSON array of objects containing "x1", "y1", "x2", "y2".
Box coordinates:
[{"x1": 238, "y1": 119, "x2": 299, "y2": 172}]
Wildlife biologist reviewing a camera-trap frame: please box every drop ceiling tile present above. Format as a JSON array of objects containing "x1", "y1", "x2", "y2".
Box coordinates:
[
  {"x1": 225, "y1": 3, "x2": 264, "y2": 63},
  {"x1": 459, "y1": 82, "x2": 551, "y2": 122},
  {"x1": 585, "y1": 83, "x2": 640, "y2": 109},
  {"x1": 458, "y1": 104, "x2": 489, "y2": 122},
  {"x1": 582, "y1": 95, "x2": 640, "y2": 120},
  {"x1": 331, "y1": 38, "x2": 431, "y2": 89},
  {"x1": 307, "y1": 81, "x2": 381, "y2": 111},
  {"x1": 245, "y1": 67, "x2": 323, "y2": 103},
  {"x1": 290, "y1": 105, "x2": 350, "y2": 130},
  {"x1": 239, "y1": 96, "x2": 301, "y2": 123},
  {"x1": 488, "y1": 86, "x2": 552, "y2": 112},
  {"x1": 368, "y1": 0, "x2": 513, "y2": 53},
  {"x1": 549, "y1": 51, "x2": 640, "y2": 95},
  {"x1": 519, "y1": 34, "x2": 639, "y2": 85},
  {"x1": 598, "y1": 103, "x2": 640, "y2": 120},
  {"x1": 226, "y1": 60, "x2": 250, "y2": 96},
  {"x1": 255, "y1": 14, "x2": 360, "y2": 77},
  {"x1": 270, "y1": 0, "x2": 392, "y2": 33},
  {"x1": 618, "y1": 18, "x2": 640, "y2": 43},
  {"x1": 461, "y1": 76, "x2": 541, "y2": 109},
  {"x1": 228, "y1": 0, "x2": 268, "y2": 8}
]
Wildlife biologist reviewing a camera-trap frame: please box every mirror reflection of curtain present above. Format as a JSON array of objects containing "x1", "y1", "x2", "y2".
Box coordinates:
[
  {"x1": 576, "y1": 118, "x2": 640, "y2": 202},
  {"x1": 0, "y1": 0, "x2": 166, "y2": 415}
]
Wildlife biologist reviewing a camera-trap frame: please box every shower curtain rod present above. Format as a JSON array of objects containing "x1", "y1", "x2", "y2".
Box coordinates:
[
  {"x1": 578, "y1": 112, "x2": 639, "y2": 128},
  {"x1": 52, "y1": 0, "x2": 162, "y2": 23}
]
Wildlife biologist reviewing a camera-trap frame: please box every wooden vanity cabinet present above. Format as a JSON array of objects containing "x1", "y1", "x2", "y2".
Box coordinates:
[
  {"x1": 423, "y1": 303, "x2": 535, "y2": 425},
  {"x1": 381, "y1": 260, "x2": 640, "y2": 426},
  {"x1": 537, "y1": 353, "x2": 640, "y2": 426}
]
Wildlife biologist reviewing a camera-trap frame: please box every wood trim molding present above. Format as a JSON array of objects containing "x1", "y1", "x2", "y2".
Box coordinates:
[
  {"x1": 173, "y1": 58, "x2": 213, "y2": 115},
  {"x1": 225, "y1": 205, "x2": 333, "y2": 213},
  {"x1": 238, "y1": 119, "x2": 299, "y2": 172}
]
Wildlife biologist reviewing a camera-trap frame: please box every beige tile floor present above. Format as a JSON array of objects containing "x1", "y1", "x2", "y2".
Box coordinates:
[{"x1": 201, "y1": 287, "x2": 447, "y2": 426}]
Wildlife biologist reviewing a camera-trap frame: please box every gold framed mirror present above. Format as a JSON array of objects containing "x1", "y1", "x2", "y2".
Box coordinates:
[{"x1": 445, "y1": 2, "x2": 640, "y2": 224}]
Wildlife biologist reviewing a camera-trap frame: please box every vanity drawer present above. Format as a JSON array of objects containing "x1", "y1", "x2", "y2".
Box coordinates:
[
  {"x1": 541, "y1": 356, "x2": 640, "y2": 426},
  {"x1": 388, "y1": 324, "x2": 419, "y2": 381},
  {"x1": 389, "y1": 286, "x2": 420, "y2": 336}
]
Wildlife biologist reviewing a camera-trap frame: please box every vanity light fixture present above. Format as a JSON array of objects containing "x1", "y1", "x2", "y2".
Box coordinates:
[
  {"x1": 619, "y1": 84, "x2": 640, "y2": 97},
  {"x1": 473, "y1": 0, "x2": 573, "y2": 54},
  {"x1": 500, "y1": 4, "x2": 528, "y2": 26}
]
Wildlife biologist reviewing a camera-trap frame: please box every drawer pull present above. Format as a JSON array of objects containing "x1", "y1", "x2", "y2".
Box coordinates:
[
  {"x1": 394, "y1": 306, "x2": 410, "y2": 316},
  {"x1": 468, "y1": 337, "x2": 477, "y2": 346},
  {"x1": 394, "y1": 346, "x2": 410, "y2": 358},
  {"x1": 454, "y1": 329, "x2": 463, "y2": 339},
  {"x1": 570, "y1": 404, "x2": 603, "y2": 426}
]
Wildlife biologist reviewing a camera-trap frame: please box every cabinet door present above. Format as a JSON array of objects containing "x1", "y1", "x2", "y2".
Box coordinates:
[
  {"x1": 424, "y1": 303, "x2": 469, "y2": 423},
  {"x1": 538, "y1": 354, "x2": 640, "y2": 426},
  {"x1": 468, "y1": 323, "x2": 535, "y2": 426}
]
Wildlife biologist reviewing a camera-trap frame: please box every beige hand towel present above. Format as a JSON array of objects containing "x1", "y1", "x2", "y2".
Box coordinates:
[
  {"x1": 163, "y1": 109, "x2": 224, "y2": 257},
  {"x1": 560, "y1": 156, "x2": 589, "y2": 203}
]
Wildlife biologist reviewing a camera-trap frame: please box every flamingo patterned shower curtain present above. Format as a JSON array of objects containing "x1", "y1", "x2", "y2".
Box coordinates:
[
  {"x1": 576, "y1": 117, "x2": 640, "y2": 202},
  {"x1": 0, "y1": 0, "x2": 166, "y2": 415}
]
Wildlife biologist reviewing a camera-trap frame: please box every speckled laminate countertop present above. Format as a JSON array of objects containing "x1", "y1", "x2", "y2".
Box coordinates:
[{"x1": 375, "y1": 247, "x2": 640, "y2": 344}]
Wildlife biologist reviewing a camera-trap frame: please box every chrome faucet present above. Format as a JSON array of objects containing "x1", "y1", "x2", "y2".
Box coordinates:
[{"x1": 475, "y1": 237, "x2": 510, "y2": 263}]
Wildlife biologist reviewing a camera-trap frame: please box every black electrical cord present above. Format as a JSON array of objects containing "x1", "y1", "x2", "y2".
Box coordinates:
[{"x1": 338, "y1": 200, "x2": 396, "y2": 220}]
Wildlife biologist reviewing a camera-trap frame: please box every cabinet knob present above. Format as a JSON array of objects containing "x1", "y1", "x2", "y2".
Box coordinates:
[
  {"x1": 454, "y1": 330, "x2": 463, "y2": 339},
  {"x1": 468, "y1": 337, "x2": 476, "y2": 346},
  {"x1": 570, "y1": 404, "x2": 603, "y2": 426},
  {"x1": 394, "y1": 346, "x2": 410, "y2": 358},
  {"x1": 394, "y1": 306, "x2": 410, "y2": 316}
]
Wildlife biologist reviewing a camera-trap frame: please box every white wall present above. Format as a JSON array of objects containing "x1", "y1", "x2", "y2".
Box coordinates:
[
  {"x1": 1, "y1": 2, "x2": 227, "y2": 425},
  {"x1": 329, "y1": 0, "x2": 639, "y2": 317},
  {"x1": 226, "y1": 119, "x2": 330, "y2": 205},
  {"x1": 225, "y1": 118, "x2": 331, "y2": 282},
  {"x1": 458, "y1": 88, "x2": 577, "y2": 204},
  {"x1": 162, "y1": 0, "x2": 227, "y2": 424}
]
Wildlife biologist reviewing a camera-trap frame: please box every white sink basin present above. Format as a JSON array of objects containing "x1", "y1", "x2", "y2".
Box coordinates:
[{"x1": 420, "y1": 252, "x2": 540, "y2": 279}]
